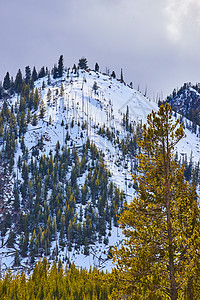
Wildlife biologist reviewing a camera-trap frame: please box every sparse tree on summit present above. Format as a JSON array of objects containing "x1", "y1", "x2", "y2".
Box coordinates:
[
  {"x1": 78, "y1": 57, "x2": 88, "y2": 70},
  {"x1": 58, "y1": 55, "x2": 64, "y2": 77},
  {"x1": 95, "y1": 62, "x2": 99, "y2": 72}
]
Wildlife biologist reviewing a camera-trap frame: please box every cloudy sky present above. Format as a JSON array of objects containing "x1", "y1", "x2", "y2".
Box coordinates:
[{"x1": 1, "y1": 0, "x2": 200, "y2": 99}]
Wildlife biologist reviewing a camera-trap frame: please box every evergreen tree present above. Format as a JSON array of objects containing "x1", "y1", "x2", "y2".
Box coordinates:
[
  {"x1": 0, "y1": 82, "x2": 3, "y2": 99},
  {"x1": 32, "y1": 66, "x2": 38, "y2": 81},
  {"x1": 111, "y1": 103, "x2": 200, "y2": 300},
  {"x1": 14, "y1": 69, "x2": 23, "y2": 94},
  {"x1": 3, "y1": 71, "x2": 11, "y2": 90},
  {"x1": 95, "y1": 62, "x2": 99, "y2": 72},
  {"x1": 53, "y1": 64, "x2": 58, "y2": 79},
  {"x1": 58, "y1": 55, "x2": 64, "y2": 77},
  {"x1": 33, "y1": 88, "x2": 40, "y2": 110},
  {"x1": 32, "y1": 113, "x2": 38, "y2": 126},
  {"x1": 7, "y1": 229, "x2": 16, "y2": 248},
  {"x1": 125, "y1": 105, "x2": 129, "y2": 131},
  {"x1": 120, "y1": 68, "x2": 124, "y2": 83},
  {"x1": 93, "y1": 81, "x2": 98, "y2": 94},
  {"x1": 72, "y1": 64, "x2": 77, "y2": 74},
  {"x1": 14, "y1": 250, "x2": 20, "y2": 266},
  {"x1": 60, "y1": 83, "x2": 64, "y2": 96},
  {"x1": 111, "y1": 71, "x2": 116, "y2": 79},
  {"x1": 25, "y1": 66, "x2": 31, "y2": 84},
  {"x1": 78, "y1": 57, "x2": 88, "y2": 70},
  {"x1": 38, "y1": 66, "x2": 46, "y2": 78},
  {"x1": 47, "y1": 72, "x2": 51, "y2": 85},
  {"x1": 47, "y1": 88, "x2": 51, "y2": 102}
]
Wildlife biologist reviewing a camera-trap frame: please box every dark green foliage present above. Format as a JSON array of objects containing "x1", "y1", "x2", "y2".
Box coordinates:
[
  {"x1": 2, "y1": 68, "x2": 200, "y2": 283},
  {"x1": 0, "y1": 82, "x2": 3, "y2": 99},
  {"x1": 93, "y1": 81, "x2": 98, "y2": 94},
  {"x1": 166, "y1": 82, "x2": 200, "y2": 126},
  {"x1": 7, "y1": 229, "x2": 16, "y2": 247},
  {"x1": 14, "y1": 250, "x2": 20, "y2": 266},
  {"x1": 52, "y1": 64, "x2": 58, "y2": 79},
  {"x1": 32, "y1": 66, "x2": 38, "y2": 81},
  {"x1": 0, "y1": 131, "x2": 125, "y2": 261},
  {"x1": 95, "y1": 62, "x2": 99, "y2": 72},
  {"x1": 72, "y1": 64, "x2": 77, "y2": 74},
  {"x1": 111, "y1": 71, "x2": 116, "y2": 79},
  {"x1": 25, "y1": 66, "x2": 31, "y2": 84},
  {"x1": 58, "y1": 55, "x2": 64, "y2": 77},
  {"x1": 38, "y1": 66, "x2": 46, "y2": 79},
  {"x1": 33, "y1": 88, "x2": 40, "y2": 110},
  {"x1": 3, "y1": 72, "x2": 10, "y2": 90},
  {"x1": 120, "y1": 68, "x2": 124, "y2": 83},
  {"x1": 39, "y1": 99, "x2": 46, "y2": 119},
  {"x1": 78, "y1": 57, "x2": 88, "y2": 70},
  {"x1": 0, "y1": 258, "x2": 113, "y2": 299},
  {"x1": 14, "y1": 69, "x2": 23, "y2": 94},
  {"x1": 32, "y1": 113, "x2": 38, "y2": 126}
]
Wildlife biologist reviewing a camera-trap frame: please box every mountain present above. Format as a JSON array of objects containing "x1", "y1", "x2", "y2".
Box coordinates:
[
  {"x1": 0, "y1": 63, "x2": 200, "y2": 274},
  {"x1": 166, "y1": 82, "x2": 200, "y2": 129}
]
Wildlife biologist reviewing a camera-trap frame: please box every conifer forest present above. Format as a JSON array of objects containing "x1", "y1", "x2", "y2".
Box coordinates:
[{"x1": 0, "y1": 56, "x2": 200, "y2": 299}]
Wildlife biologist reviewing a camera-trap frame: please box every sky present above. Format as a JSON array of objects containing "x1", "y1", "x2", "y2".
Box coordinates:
[{"x1": 1, "y1": 0, "x2": 200, "y2": 100}]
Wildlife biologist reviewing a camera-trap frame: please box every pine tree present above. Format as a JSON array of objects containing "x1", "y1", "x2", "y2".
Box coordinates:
[
  {"x1": 92, "y1": 81, "x2": 98, "y2": 94},
  {"x1": 25, "y1": 66, "x2": 31, "y2": 84},
  {"x1": 53, "y1": 64, "x2": 58, "y2": 79},
  {"x1": 111, "y1": 71, "x2": 116, "y2": 79},
  {"x1": 58, "y1": 55, "x2": 64, "y2": 77},
  {"x1": 95, "y1": 62, "x2": 99, "y2": 72},
  {"x1": 14, "y1": 250, "x2": 20, "y2": 266},
  {"x1": 7, "y1": 229, "x2": 16, "y2": 248},
  {"x1": 0, "y1": 82, "x2": 3, "y2": 99},
  {"x1": 60, "y1": 83, "x2": 64, "y2": 96},
  {"x1": 38, "y1": 66, "x2": 46, "y2": 79},
  {"x1": 47, "y1": 72, "x2": 51, "y2": 85},
  {"x1": 14, "y1": 69, "x2": 23, "y2": 94},
  {"x1": 32, "y1": 113, "x2": 38, "y2": 126},
  {"x1": 3, "y1": 72, "x2": 11, "y2": 90},
  {"x1": 32, "y1": 66, "x2": 38, "y2": 81},
  {"x1": 111, "y1": 103, "x2": 200, "y2": 300},
  {"x1": 120, "y1": 68, "x2": 124, "y2": 83},
  {"x1": 33, "y1": 88, "x2": 40, "y2": 110},
  {"x1": 78, "y1": 57, "x2": 88, "y2": 70}
]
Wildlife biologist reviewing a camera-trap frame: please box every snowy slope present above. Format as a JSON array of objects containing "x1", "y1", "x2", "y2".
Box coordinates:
[{"x1": 1, "y1": 69, "x2": 200, "y2": 273}]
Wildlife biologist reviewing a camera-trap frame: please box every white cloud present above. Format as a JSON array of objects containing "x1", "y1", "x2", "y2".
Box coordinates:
[{"x1": 165, "y1": 0, "x2": 200, "y2": 43}]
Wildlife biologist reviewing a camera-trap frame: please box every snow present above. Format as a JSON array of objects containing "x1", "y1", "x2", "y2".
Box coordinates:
[{"x1": 1, "y1": 69, "x2": 200, "y2": 273}]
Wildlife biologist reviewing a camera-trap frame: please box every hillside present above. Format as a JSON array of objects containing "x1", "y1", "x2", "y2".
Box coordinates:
[
  {"x1": 166, "y1": 82, "x2": 200, "y2": 128},
  {"x1": 0, "y1": 61, "x2": 200, "y2": 274}
]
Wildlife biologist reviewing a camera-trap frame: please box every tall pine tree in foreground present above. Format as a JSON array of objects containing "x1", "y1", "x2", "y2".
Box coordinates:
[{"x1": 111, "y1": 103, "x2": 200, "y2": 300}]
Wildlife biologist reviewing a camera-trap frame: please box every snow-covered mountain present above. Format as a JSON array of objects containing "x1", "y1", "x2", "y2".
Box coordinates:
[
  {"x1": 166, "y1": 82, "x2": 200, "y2": 126},
  {"x1": 1, "y1": 68, "x2": 200, "y2": 273}
]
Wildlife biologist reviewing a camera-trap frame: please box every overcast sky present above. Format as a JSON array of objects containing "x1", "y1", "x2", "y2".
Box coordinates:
[{"x1": 1, "y1": 0, "x2": 200, "y2": 99}]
